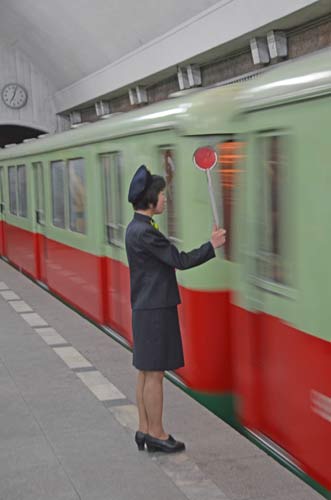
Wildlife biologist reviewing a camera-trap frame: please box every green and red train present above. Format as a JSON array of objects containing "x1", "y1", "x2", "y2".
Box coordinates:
[{"x1": 0, "y1": 48, "x2": 330, "y2": 497}]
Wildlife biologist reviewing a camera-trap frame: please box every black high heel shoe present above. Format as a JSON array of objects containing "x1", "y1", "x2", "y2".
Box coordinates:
[
  {"x1": 135, "y1": 431, "x2": 146, "y2": 451},
  {"x1": 145, "y1": 434, "x2": 185, "y2": 453}
]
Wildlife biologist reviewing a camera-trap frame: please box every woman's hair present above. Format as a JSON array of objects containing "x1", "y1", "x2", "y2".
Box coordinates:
[{"x1": 133, "y1": 174, "x2": 166, "y2": 210}]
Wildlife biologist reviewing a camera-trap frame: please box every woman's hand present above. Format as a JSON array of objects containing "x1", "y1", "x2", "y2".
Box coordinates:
[{"x1": 210, "y1": 224, "x2": 226, "y2": 249}]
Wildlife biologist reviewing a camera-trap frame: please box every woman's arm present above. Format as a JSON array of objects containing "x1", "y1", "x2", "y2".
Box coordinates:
[{"x1": 140, "y1": 226, "x2": 215, "y2": 270}]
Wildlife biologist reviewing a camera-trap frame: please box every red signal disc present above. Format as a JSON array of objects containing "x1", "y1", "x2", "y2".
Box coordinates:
[{"x1": 193, "y1": 146, "x2": 218, "y2": 171}]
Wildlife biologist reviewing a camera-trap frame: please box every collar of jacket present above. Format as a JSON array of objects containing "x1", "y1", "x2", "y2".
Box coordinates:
[
  {"x1": 134, "y1": 212, "x2": 159, "y2": 230},
  {"x1": 134, "y1": 212, "x2": 152, "y2": 223}
]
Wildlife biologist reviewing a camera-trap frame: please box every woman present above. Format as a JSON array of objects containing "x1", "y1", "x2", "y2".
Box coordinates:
[{"x1": 125, "y1": 165, "x2": 226, "y2": 453}]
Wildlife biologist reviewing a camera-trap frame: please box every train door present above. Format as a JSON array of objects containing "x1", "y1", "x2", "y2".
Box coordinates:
[
  {"x1": 244, "y1": 132, "x2": 296, "y2": 449},
  {"x1": 100, "y1": 151, "x2": 131, "y2": 341},
  {"x1": 0, "y1": 166, "x2": 7, "y2": 257},
  {"x1": 33, "y1": 161, "x2": 47, "y2": 283}
]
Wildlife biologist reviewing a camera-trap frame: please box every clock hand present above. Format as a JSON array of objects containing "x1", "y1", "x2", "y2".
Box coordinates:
[{"x1": 11, "y1": 87, "x2": 17, "y2": 104}]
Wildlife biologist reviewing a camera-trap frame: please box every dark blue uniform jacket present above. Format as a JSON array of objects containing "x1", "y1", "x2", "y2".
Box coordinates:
[{"x1": 125, "y1": 212, "x2": 215, "y2": 310}]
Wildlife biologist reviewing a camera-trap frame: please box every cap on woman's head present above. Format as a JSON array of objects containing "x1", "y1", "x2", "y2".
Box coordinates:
[{"x1": 128, "y1": 165, "x2": 152, "y2": 203}]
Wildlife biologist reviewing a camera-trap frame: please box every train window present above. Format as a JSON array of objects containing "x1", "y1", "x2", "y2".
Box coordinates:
[
  {"x1": 256, "y1": 134, "x2": 289, "y2": 285},
  {"x1": 68, "y1": 158, "x2": 86, "y2": 234},
  {"x1": 17, "y1": 165, "x2": 27, "y2": 217},
  {"x1": 159, "y1": 148, "x2": 178, "y2": 241},
  {"x1": 32, "y1": 162, "x2": 45, "y2": 225},
  {"x1": 100, "y1": 152, "x2": 124, "y2": 245},
  {"x1": 8, "y1": 166, "x2": 17, "y2": 215},
  {"x1": 216, "y1": 140, "x2": 245, "y2": 260},
  {"x1": 51, "y1": 160, "x2": 66, "y2": 228}
]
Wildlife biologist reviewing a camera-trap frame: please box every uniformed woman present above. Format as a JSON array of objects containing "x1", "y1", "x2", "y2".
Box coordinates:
[{"x1": 125, "y1": 165, "x2": 226, "y2": 453}]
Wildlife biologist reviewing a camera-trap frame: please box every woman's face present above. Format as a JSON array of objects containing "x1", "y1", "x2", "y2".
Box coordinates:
[{"x1": 154, "y1": 190, "x2": 166, "y2": 214}]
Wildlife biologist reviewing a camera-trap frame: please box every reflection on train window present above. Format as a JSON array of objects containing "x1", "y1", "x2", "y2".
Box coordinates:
[
  {"x1": 69, "y1": 159, "x2": 86, "y2": 234},
  {"x1": 8, "y1": 166, "x2": 17, "y2": 215},
  {"x1": 256, "y1": 134, "x2": 289, "y2": 285},
  {"x1": 51, "y1": 161, "x2": 65, "y2": 228},
  {"x1": 160, "y1": 148, "x2": 177, "y2": 241},
  {"x1": 100, "y1": 152, "x2": 124, "y2": 245},
  {"x1": 17, "y1": 165, "x2": 27, "y2": 217},
  {"x1": 8, "y1": 165, "x2": 28, "y2": 217},
  {"x1": 216, "y1": 140, "x2": 245, "y2": 260}
]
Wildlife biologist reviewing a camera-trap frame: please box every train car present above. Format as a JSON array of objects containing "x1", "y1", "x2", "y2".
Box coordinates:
[
  {"x1": 0, "y1": 84, "x2": 242, "y2": 423},
  {"x1": 232, "y1": 47, "x2": 331, "y2": 497}
]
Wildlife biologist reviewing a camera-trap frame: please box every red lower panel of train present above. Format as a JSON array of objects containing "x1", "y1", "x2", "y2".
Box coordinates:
[
  {"x1": 34, "y1": 233, "x2": 47, "y2": 282},
  {"x1": 177, "y1": 286, "x2": 232, "y2": 392},
  {"x1": 103, "y1": 256, "x2": 133, "y2": 344},
  {"x1": 45, "y1": 237, "x2": 105, "y2": 324},
  {"x1": 231, "y1": 303, "x2": 331, "y2": 490},
  {"x1": 5, "y1": 223, "x2": 36, "y2": 277},
  {"x1": 0, "y1": 221, "x2": 6, "y2": 256}
]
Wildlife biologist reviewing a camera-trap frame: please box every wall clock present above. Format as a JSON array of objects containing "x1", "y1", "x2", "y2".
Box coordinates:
[{"x1": 1, "y1": 83, "x2": 28, "y2": 109}]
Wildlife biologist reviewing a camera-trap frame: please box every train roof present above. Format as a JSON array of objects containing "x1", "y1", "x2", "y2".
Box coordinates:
[
  {"x1": 238, "y1": 47, "x2": 331, "y2": 112},
  {"x1": 0, "y1": 85, "x2": 239, "y2": 162}
]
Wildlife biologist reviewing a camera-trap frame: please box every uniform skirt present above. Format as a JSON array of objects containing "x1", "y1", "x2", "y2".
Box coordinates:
[{"x1": 132, "y1": 307, "x2": 184, "y2": 371}]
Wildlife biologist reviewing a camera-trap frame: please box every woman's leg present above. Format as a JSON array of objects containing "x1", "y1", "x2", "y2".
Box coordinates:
[
  {"x1": 143, "y1": 371, "x2": 167, "y2": 439},
  {"x1": 136, "y1": 370, "x2": 149, "y2": 433}
]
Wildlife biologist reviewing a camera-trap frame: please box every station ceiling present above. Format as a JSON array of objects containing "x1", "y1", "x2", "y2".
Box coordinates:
[{"x1": 0, "y1": 0, "x2": 221, "y2": 90}]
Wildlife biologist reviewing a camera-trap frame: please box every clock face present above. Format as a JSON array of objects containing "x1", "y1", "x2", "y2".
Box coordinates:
[{"x1": 1, "y1": 83, "x2": 28, "y2": 109}]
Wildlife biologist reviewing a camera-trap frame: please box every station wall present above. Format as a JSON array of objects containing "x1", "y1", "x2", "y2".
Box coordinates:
[{"x1": 0, "y1": 45, "x2": 68, "y2": 134}]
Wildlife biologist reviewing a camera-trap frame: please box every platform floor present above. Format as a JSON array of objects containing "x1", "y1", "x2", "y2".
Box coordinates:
[{"x1": 0, "y1": 259, "x2": 322, "y2": 500}]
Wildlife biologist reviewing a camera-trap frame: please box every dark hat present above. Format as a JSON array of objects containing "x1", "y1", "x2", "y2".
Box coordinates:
[{"x1": 128, "y1": 165, "x2": 152, "y2": 204}]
